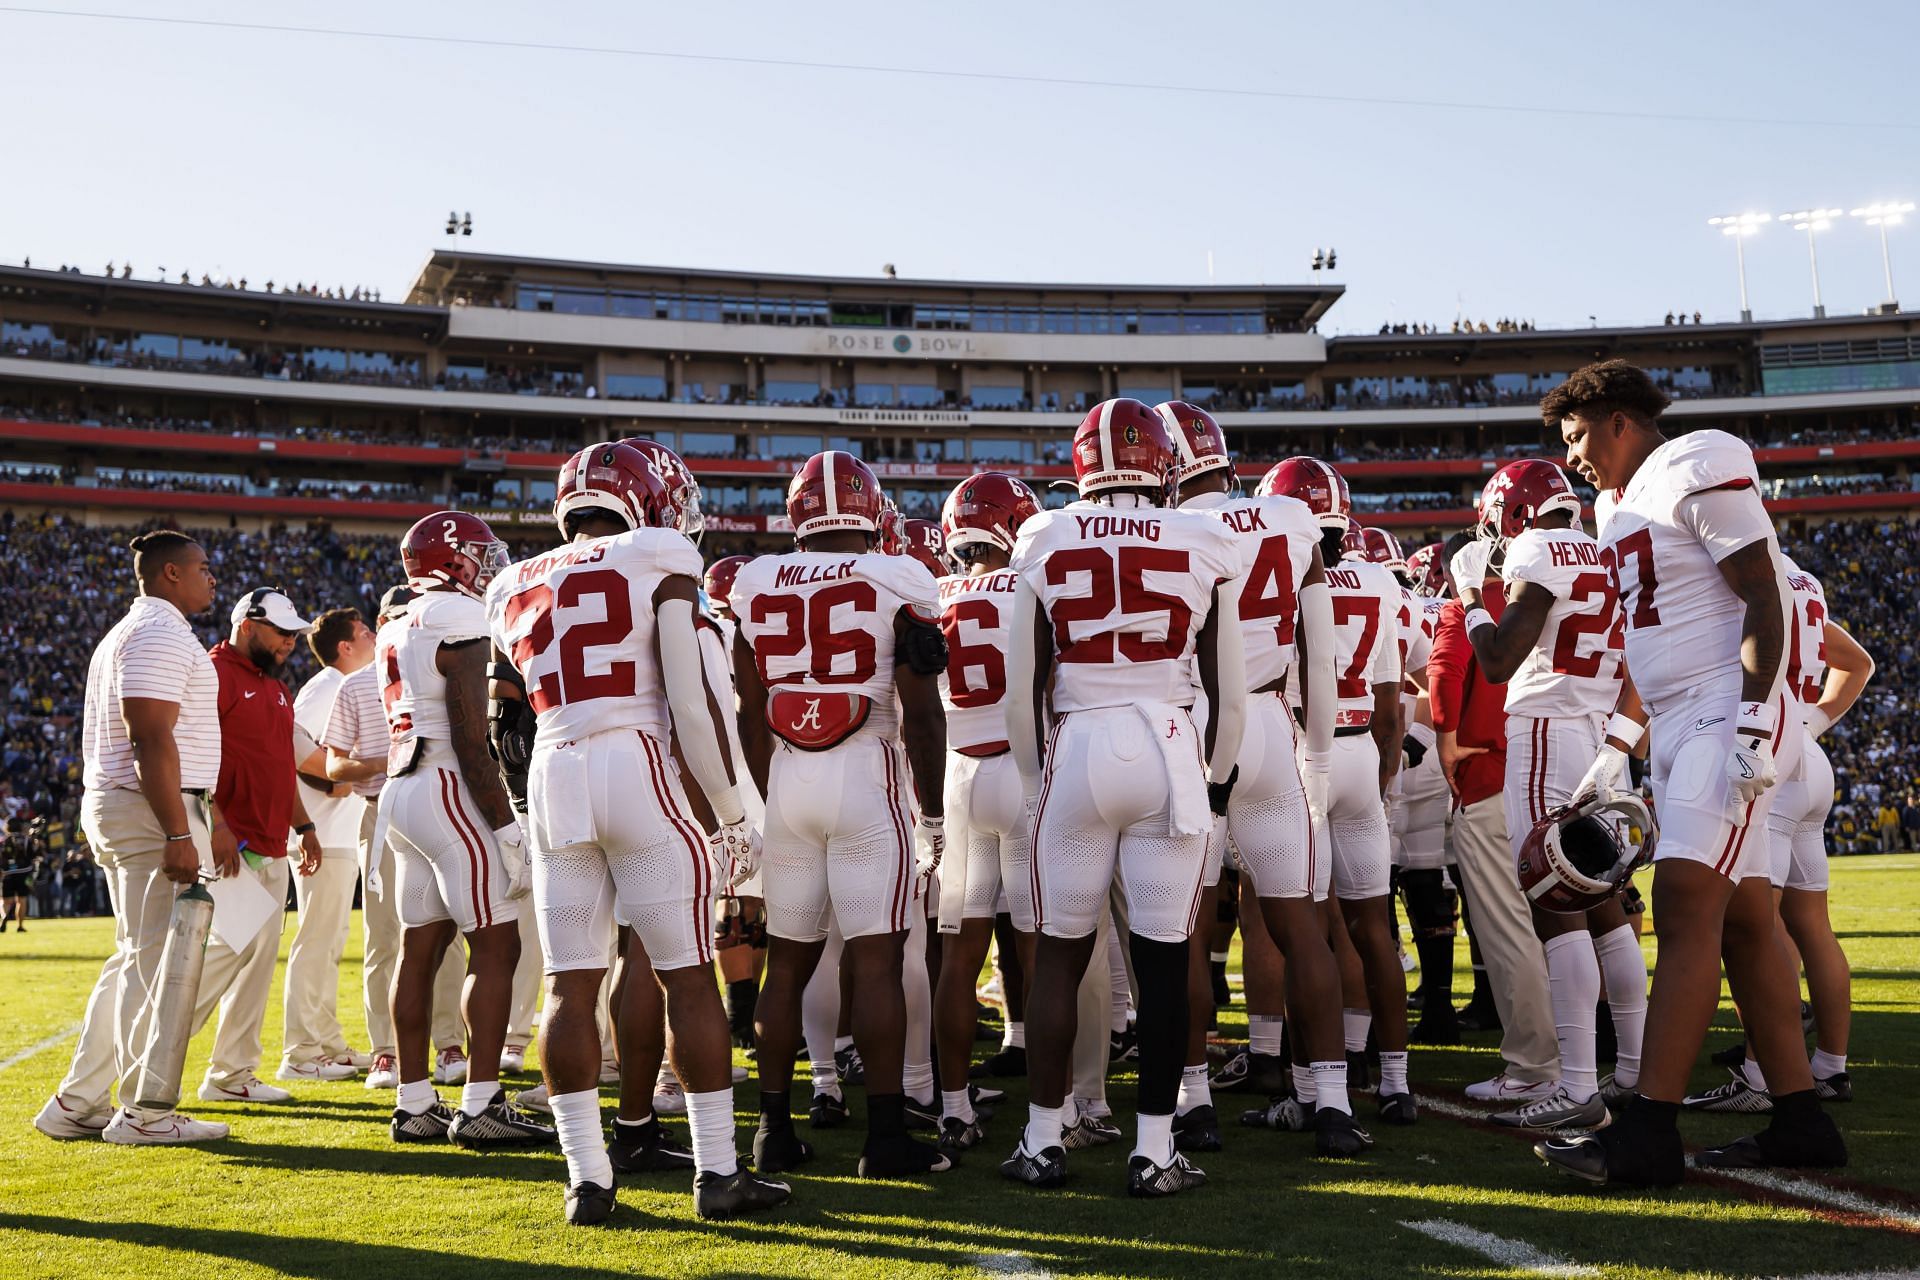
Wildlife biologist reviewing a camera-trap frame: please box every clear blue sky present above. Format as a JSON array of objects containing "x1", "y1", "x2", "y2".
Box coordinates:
[{"x1": 1, "y1": 0, "x2": 1914, "y2": 332}]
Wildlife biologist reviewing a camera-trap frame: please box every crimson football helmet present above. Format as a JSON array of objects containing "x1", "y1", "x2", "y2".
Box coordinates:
[
  {"x1": 1338, "y1": 515, "x2": 1369, "y2": 561},
  {"x1": 1254, "y1": 456, "x2": 1352, "y2": 530},
  {"x1": 617, "y1": 437, "x2": 704, "y2": 543},
  {"x1": 1515, "y1": 792, "x2": 1658, "y2": 914},
  {"x1": 1361, "y1": 527, "x2": 1409, "y2": 577},
  {"x1": 788, "y1": 450, "x2": 885, "y2": 540},
  {"x1": 896, "y1": 518, "x2": 948, "y2": 577},
  {"x1": 401, "y1": 511, "x2": 509, "y2": 599},
  {"x1": 703, "y1": 554, "x2": 751, "y2": 618},
  {"x1": 1477, "y1": 459, "x2": 1582, "y2": 558},
  {"x1": 1154, "y1": 400, "x2": 1232, "y2": 484},
  {"x1": 554, "y1": 441, "x2": 675, "y2": 535},
  {"x1": 941, "y1": 472, "x2": 1040, "y2": 560},
  {"x1": 1072, "y1": 398, "x2": 1178, "y2": 503},
  {"x1": 1406, "y1": 543, "x2": 1448, "y2": 598}
]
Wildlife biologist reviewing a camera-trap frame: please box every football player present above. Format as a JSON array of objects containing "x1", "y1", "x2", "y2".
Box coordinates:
[
  {"x1": 1162, "y1": 411, "x2": 1367, "y2": 1158},
  {"x1": 1534, "y1": 359, "x2": 1844, "y2": 1185},
  {"x1": 700, "y1": 552, "x2": 768, "y2": 1049},
  {"x1": 488, "y1": 442, "x2": 788, "y2": 1224},
  {"x1": 378, "y1": 513, "x2": 555, "y2": 1152},
  {"x1": 1449, "y1": 459, "x2": 1647, "y2": 1129},
  {"x1": 1000, "y1": 398, "x2": 1245, "y2": 1197},
  {"x1": 731, "y1": 450, "x2": 953, "y2": 1178}
]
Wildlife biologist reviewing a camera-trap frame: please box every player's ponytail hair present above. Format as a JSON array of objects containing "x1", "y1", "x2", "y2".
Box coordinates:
[{"x1": 129, "y1": 529, "x2": 199, "y2": 584}]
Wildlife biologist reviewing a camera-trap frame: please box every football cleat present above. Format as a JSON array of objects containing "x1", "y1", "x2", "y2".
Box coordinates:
[
  {"x1": 1683, "y1": 1073, "x2": 1773, "y2": 1114},
  {"x1": 903, "y1": 1096, "x2": 941, "y2": 1131},
  {"x1": 498, "y1": 1044, "x2": 527, "y2": 1073},
  {"x1": 969, "y1": 1082, "x2": 1007, "y2": 1116},
  {"x1": 1000, "y1": 1138, "x2": 1068, "y2": 1188},
  {"x1": 970, "y1": 1046, "x2": 1027, "y2": 1079},
  {"x1": 448, "y1": 1091, "x2": 558, "y2": 1150},
  {"x1": 1313, "y1": 1107, "x2": 1375, "y2": 1157},
  {"x1": 1172, "y1": 1105, "x2": 1222, "y2": 1153},
  {"x1": 1209, "y1": 1048, "x2": 1251, "y2": 1091},
  {"x1": 1240, "y1": 1095, "x2": 1313, "y2": 1132},
  {"x1": 1598, "y1": 1073, "x2": 1636, "y2": 1112},
  {"x1": 1377, "y1": 1092, "x2": 1419, "y2": 1126},
  {"x1": 1693, "y1": 1114, "x2": 1847, "y2": 1171},
  {"x1": 512, "y1": 1083, "x2": 552, "y2": 1114},
  {"x1": 608, "y1": 1117, "x2": 695, "y2": 1174},
  {"x1": 939, "y1": 1116, "x2": 987, "y2": 1154},
  {"x1": 390, "y1": 1100, "x2": 456, "y2": 1144},
  {"x1": 1464, "y1": 1073, "x2": 1557, "y2": 1104},
  {"x1": 1815, "y1": 1072, "x2": 1852, "y2": 1103},
  {"x1": 835, "y1": 1045, "x2": 866, "y2": 1087},
  {"x1": 433, "y1": 1047, "x2": 468, "y2": 1085},
  {"x1": 1062, "y1": 1111, "x2": 1122, "y2": 1149},
  {"x1": 1491, "y1": 1085, "x2": 1607, "y2": 1130},
  {"x1": 1534, "y1": 1120, "x2": 1684, "y2": 1187},
  {"x1": 752, "y1": 1122, "x2": 815, "y2": 1173},
  {"x1": 695, "y1": 1167, "x2": 793, "y2": 1219},
  {"x1": 653, "y1": 1079, "x2": 688, "y2": 1116},
  {"x1": 565, "y1": 1181, "x2": 616, "y2": 1227},
  {"x1": 1222, "y1": 1050, "x2": 1290, "y2": 1096},
  {"x1": 857, "y1": 1132, "x2": 952, "y2": 1178},
  {"x1": 1127, "y1": 1150, "x2": 1207, "y2": 1198},
  {"x1": 1110, "y1": 1027, "x2": 1139, "y2": 1063},
  {"x1": 1710, "y1": 1039, "x2": 1749, "y2": 1069},
  {"x1": 365, "y1": 1054, "x2": 399, "y2": 1090},
  {"x1": 809, "y1": 1092, "x2": 849, "y2": 1128},
  {"x1": 33, "y1": 1094, "x2": 111, "y2": 1141}
]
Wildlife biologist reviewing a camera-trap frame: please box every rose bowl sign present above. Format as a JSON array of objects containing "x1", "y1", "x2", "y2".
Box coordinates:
[{"x1": 821, "y1": 331, "x2": 982, "y2": 357}]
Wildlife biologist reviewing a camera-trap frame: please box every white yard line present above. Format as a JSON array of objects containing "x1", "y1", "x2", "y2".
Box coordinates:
[
  {"x1": 1701, "y1": 1165, "x2": 1920, "y2": 1231},
  {"x1": 971, "y1": 1252, "x2": 1054, "y2": 1277},
  {"x1": 0, "y1": 1023, "x2": 81, "y2": 1073},
  {"x1": 1414, "y1": 1092, "x2": 1492, "y2": 1122},
  {"x1": 1770, "y1": 1271, "x2": 1920, "y2": 1280},
  {"x1": 1399, "y1": 1218, "x2": 1597, "y2": 1277}
]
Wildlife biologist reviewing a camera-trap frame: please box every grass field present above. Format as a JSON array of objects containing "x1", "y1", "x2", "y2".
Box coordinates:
[{"x1": 2, "y1": 855, "x2": 1916, "y2": 1280}]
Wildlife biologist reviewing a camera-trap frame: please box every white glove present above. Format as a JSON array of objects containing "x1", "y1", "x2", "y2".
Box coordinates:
[
  {"x1": 493, "y1": 820, "x2": 530, "y2": 901},
  {"x1": 1449, "y1": 540, "x2": 1492, "y2": 598},
  {"x1": 709, "y1": 819, "x2": 756, "y2": 890},
  {"x1": 1571, "y1": 744, "x2": 1629, "y2": 807},
  {"x1": 1302, "y1": 752, "x2": 1332, "y2": 833},
  {"x1": 915, "y1": 814, "x2": 945, "y2": 889},
  {"x1": 1725, "y1": 734, "x2": 1777, "y2": 825}
]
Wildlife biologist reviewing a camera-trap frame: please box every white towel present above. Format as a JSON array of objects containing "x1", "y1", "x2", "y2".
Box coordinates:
[
  {"x1": 532, "y1": 740, "x2": 596, "y2": 851},
  {"x1": 1136, "y1": 701, "x2": 1212, "y2": 837}
]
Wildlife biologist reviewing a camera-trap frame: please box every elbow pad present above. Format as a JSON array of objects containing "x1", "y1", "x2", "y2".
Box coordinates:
[
  {"x1": 487, "y1": 661, "x2": 535, "y2": 808},
  {"x1": 900, "y1": 614, "x2": 950, "y2": 676}
]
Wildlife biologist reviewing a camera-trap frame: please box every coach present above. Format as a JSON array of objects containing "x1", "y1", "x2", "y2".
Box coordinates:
[
  {"x1": 1428, "y1": 549, "x2": 1558, "y2": 1103},
  {"x1": 34, "y1": 530, "x2": 232, "y2": 1145},
  {"x1": 191, "y1": 588, "x2": 324, "y2": 1105}
]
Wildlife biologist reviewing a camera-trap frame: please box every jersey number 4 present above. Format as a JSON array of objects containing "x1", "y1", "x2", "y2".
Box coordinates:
[{"x1": 1045, "y1": 546, "x2": 1193, "y2": 664}]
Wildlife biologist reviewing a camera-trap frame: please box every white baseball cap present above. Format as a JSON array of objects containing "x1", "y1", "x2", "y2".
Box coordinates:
[{"x1": 231, "y1": 587, "x2": 311, "y2": 633}]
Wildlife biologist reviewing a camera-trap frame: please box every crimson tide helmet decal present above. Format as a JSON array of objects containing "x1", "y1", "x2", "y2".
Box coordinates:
[
  {"x1": 788, "y1": 450, "x2": 886, "y2": 538},
  {"x1": 1072, "y1": 398, "x2": 1179, "y2": 501},
  {"x1": 1154, "y1": 400, "x2": 1232, "y2": 483}
]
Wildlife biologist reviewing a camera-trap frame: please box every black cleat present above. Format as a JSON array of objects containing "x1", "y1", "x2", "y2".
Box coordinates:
[
  {"x1": 968, "y1": 1082, "x2": 1006, "y2": 1118},
  {"x1": 390, "y1": 1100, "x2": 456, "y2": 1144},
  {"x1": 1062, "y1": 1111, "x2": 1123, "y2": 1149},
  {"x1": 1110, "y1": 1027, "x2": 1139, "y2": 1063},
  {"x1": 970, "y1": 1046, "x2": 1027, "y2": 1079},
  {"x1": 1240, "y1": 1094, "x2": 1313, "y2": 1132},
  {"x1": 809, "y1": 1092, "x2": 850, "y2": 1129},
  {"x1": 1456, "y1": 995, "x2": 1502, "y2": 1033},
  {"x1": 447, "y1": 1092, "x2": 556, "y2": 1150},
  {"x1": 903, "y1": 1096, "x2": 941, "y2": 1131},
  {"x1": 565, "y1": 1181, "x2": 616, "y2": 1226},
  {"x1": 1815, "y1": 1072, "x2": 1852, "y2": 1103},
  {"x1": 1695, "y1": 1112, "x2": 1847, "y2": 1171},
  {"x1": 752, "y1": 1122, "x2": 815, "y2": 1173},
  {"x1": 695, "y1": 1166, "x2": 792, "y2": 1218},
  {"x1": 1128, "y1": 1150, "x2": 1207, "y2": 1197},
  {"x1": 1377, "y1": 1092, "x2": 1418, "y2": 1126},
  {"x1": 1345, "y1": 1050, "x2": 1372, "y2": 1093},
  {"x1": 1710, "y1": 1039, "x2": 1750, "y2": 1069},
  {"x1": 1314, "y1": 1107, "x2": 1375, "y2": 1157},
  {"x1": 1173, "y1": 1105, "x2": 1223, "y2": 1152},
  {"x1": 1000, "y1": 1138, "x2": 1068, "y2": 1187},
  {"x1": 1535, "y1": 1116, "x2": 1684, "y2": 1187},
  {"x1": 1409, "y1": 1012, "x2": 1461, "y2": 1046},
  {"x1": 858, "y1": 1132, "x2": 952, "y2": 1177},
  {"x1": 608, "y1": 1117, "x2": 695, "y2": 1174},
  {"x1": 938, "y1": 1115, "x2": 986, "y2": 1153},
  {"x1": 834, "y1": 1045, "x2": 866, "y2": 1087}
]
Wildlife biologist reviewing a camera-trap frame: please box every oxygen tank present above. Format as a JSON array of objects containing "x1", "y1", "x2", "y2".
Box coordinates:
[{"x1": 129, "y1": 881, "x2": 215, "y2": 1112}]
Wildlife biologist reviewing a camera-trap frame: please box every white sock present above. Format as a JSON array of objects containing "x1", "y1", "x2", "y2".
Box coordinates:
[
  {"x1": 1592, "y1": 924, "x2": 1647, "y2": 1088},
  {"x1": 810, "y1": 1062, "x2": 840, "y2": 1099},
  {"x1": 1004, "y1": 1021, "x2": 1025, "y2": 1050},
  {"x1": 459, "y1": 1080, "x2": 497, "y2": 1117},
  {"x1": 1377, "y1": 1050, "x2": 1409, "y2": 1097},
  {"x1": 1544, "y1": 931, "x2": 1601, "y2": 1099},
  {"x1": 1076, "y1": 1094, "x2": 1112, "y2": 1120},
  {"x1": 551, "y1": 1088, "x2": 613, "y2": 1188},
  {"x1": 1024, "y1": 1103, "x2": 1063, "y2": 1153},
  {"x1": 902, "y1": 1059, "x2": 935, "y2": 1105},
  {"x1": 1341, "y1": 1008, "x2": 1370, "y2": 1053},
  {"x1": 685, "y1": 1087, "x2": 738, "y2": 1177},
  {"x1": 397, "y1": 1078, "x2": 435, "y2": 1115},
  {"x1": 1134, "y1": 1111, "x2": 1175, "y2": 1164},
  {"x1": 834, "y1": 1034, "x2": 854, "y2": 1053},
  {"x1": 1311, "y1": 1060, "x2": 1352, "y2": 1115},
  {"x1": 1811, "y1": 1049, "x2": 1847, "y2": 1078},
  {"x1": 942, "y1": 1088, "x2": 975, "y2": 1125},
  {"x1": 1059, "y1": 1095, "x2": 1080, "y2": 1130},
  {"x1": 1209, "y1": 949, "x2": 1230, "y2": 964},
  {"x1": 1176, "y1": 1064, "x2": 1212, "y2": 1116},
  {"x1": 1741, "y1": 1056, "x2": 1769, "y2": 1092},
  {"x1": 1249, "y1": 1015, "x2": 1284, "y2": 1058},
  {"x1": 1291, "y1": 1063, "x2": 1315, "y2": 1100}
]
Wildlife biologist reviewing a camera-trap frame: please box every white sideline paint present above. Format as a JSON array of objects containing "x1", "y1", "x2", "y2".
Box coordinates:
[
  {"x1": 0, "y1": 1024, "x2": 80, "y2": 1073},
  {"x1": 1702, "y1": 1166, "x2": 1920, "y2": 1231},
  {"x1": 1414, "y1": 1092, "x2": 1489, "y2": 1122},
  {"x1": 971, "y1": 1252, "x2": 1054, "y2": 1277},
  {"x1": 1400, "y1": 1218, "x2": 1597, "y2": 1277}
]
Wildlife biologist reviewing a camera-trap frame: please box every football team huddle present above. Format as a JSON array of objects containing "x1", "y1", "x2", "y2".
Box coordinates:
[{"x1": 330, "y1": 358, "x2": 1864, "y2": 1224}]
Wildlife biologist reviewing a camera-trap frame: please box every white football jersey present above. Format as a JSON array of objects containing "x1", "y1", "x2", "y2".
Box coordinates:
[
  {"x1": 1594, "y1": 430, "x2": 1776, "y2": 713},
  {"x1": 1396, "y1": 585, "x2": 1434, "y2": 680},
  {"x1": 1290, "y1": 557, "x2": 1402, "y2": 719},
  {"x1": 1010, "y1": 502, "x2": 1243, "y2": 714},
  {"x1": 731, "y1": 550, "x2": 939, "y2": 737},
  {"x1": 486, "y1": 528, "x2": 704, "y2": 749},
  {"x1": 1782, "y1": 553, "x2": 1828, "y2": 709},
  {"x1": 1500, "y1": 526, "x2": 1625, "y2": 719},
  {"x1": 1180, "y1": 490, "x2": 1321, "y2": 691},
  {"x1": 377, "y1": 590, "x2": 490, "y2": 751},
  {"x1": 937, "y1": 568, "x2": 1020, "y2": 752}
]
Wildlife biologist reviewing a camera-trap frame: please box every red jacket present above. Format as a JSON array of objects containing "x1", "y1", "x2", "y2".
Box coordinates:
[
  {"x1": 1428, "y1": 587, "x2": 1508, "y2": 808},
  {"x1": 212, "y1": 641, "x2": 296, "y2": 858}
]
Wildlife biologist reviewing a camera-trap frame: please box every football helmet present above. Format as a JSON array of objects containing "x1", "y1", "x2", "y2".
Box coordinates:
[
  {"x1": 1406, "y1": 543, "x2": 1448, "y2": 598},
  {"x1": 1477, "y1": 459, "x2": 1582, "y2": 560},
  {"x1": 554, "y1": 441, "x2": 675, "y2": 536},
  {"x1": 401, "y1": 511, "x2": 509, "y2": 599},
  {"x1": 941, "y1": 472, "x2": 1040, "y2": 560},
  {"x1": 788, "y1": 450, "x2": 885, "y2": 540},
  {"x1": 617, "y1": 437, "x2": 705, "y2": 543},
  {"x1": 897, "y1": 518, "x2": 948, "y2": 577},
  {"x1": 1154, "y1": 400, "x2": 1231, "y2": 483},
  {"x1": 1361, "y1": 527, "x2": 1409, "y2": 578},
  {"x1": 1254, "y1": 457, "x2": 1352, "y2": 530},
  {"x1": 1339, "y1": 515, "x2": 1369, "y2": 562},
  {"x1": 1515, "y1": 792, "x2": 1658, "y2": 915},
  {"x1": 704, "y1": 555, "x2": 752, "y2": 618},
  {"x1": 1071, "y1": 398, "x2": 1178, "y2": 503},
  {"x1": 377, "y1": 583, "x2": 418, "y2": 623}
]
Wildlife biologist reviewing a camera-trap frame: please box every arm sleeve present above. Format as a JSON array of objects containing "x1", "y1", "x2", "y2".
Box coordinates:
[
  {"x1": 1371, "y1": 587, "x2": 1403, "y2": 688},
  {"x1": 1006, "y1": 575, "x2": 1044, "y2": 795},
  {"x1": 1297, "y1": 580, "x2": 1336, "y2": 759},
  {"x1": 659, "y1": 597, "x2": 745, "y2": 827},
  {"x1": 1427, "y1": 604, "x2": 1470, "y2": 732},
  {"x1": 1205, "y1": 587, "x2": 1245, "y2": 782},
  {"x1": 1678, "y1": 486, "x2": 1776, "y2": 563}
]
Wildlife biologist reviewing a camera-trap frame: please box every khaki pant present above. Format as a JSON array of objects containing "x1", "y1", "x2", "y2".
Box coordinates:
[
  {"x1": 282, "y1": 848, "x2": 360, "y2": 1063},
  {"x1": 507, "y1": 906, "x2": 542, "y2": 1050},
  {"x1": 359, "y1": 800, "x2": 463, "y2": 1057},
  {"x1": 1450, "y1": 794, "x2": 1557, "y2": 1084},
  {"x1": 194, "y1": 855, "x2": 291, "y2": 1085},
  {"x1": 59, "y1": 788, "x2": 212, "y2": 1114}
]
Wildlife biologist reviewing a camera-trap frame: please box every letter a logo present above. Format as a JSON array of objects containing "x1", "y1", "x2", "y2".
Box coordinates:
[{"x1": 794, "y1": 698, "x2": 824, "y2": 733}]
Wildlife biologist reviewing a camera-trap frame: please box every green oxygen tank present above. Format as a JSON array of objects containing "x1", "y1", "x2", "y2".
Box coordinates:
[{"x1": 129, "y1": 880, "x2": 215, "y2": 1112}]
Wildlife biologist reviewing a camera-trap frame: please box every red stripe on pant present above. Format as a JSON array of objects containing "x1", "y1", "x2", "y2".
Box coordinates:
[
  {"x1": 881, "y1": 743, "x2": 913, "y2": 932},
  {"x1": 1029, "y1": 747, "x2": 1059, "y2": 934},
  {"x1": 639, "y1": 734, "x2": 712, "y2": 964},
  {"x1": 439, "y1": 769, "x2": 489, "y2": 929}
]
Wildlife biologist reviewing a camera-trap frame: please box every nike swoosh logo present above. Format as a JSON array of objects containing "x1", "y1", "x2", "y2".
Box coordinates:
[
  {"x1": 1693, "y1": 716, "x2": 1724, "y2": 731},
  {"x1": 243, "y1": 691, "x2": 257, "y2": 699}
]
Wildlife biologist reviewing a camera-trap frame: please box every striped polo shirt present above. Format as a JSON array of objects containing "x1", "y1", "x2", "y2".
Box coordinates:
[
  {"x1": 83, "y1": 595, "x2": 221, "y2": 791},
  {"x1": 320, "y1": 661, "x2": 388, "y2": 798}
]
